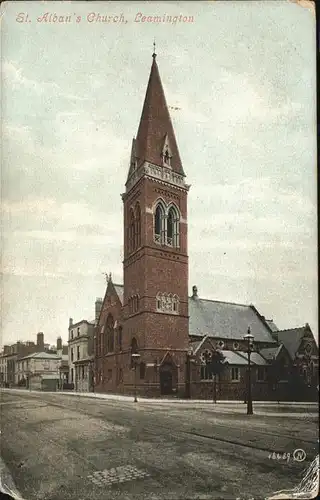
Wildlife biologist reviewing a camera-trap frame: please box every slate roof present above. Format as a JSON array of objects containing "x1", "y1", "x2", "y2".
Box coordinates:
[
  {"x1": 190, "y1": 336, "x2": 212, "y2": 354},
  {"x1": 129, "y1": 55, "x2": 184, "y2": 178},
  {"x1": 188, "y1": 297, "x2": 277, "y2": 343},
  {"x1": 265, "y1": 319, "x2": 279, "y2": 332},
  {"x1": 260, "y1": 345, "x2": 283, "y2": 361},
  {"x1": 114, "y1": 284, "x2": 124, "y2": 305},
  {"x1": 237, "y1": 352, "x2": 269, "y2": 366},
  {"x1": 276, "y1": 327, "x2": 306, "y2": 359},
  {"x1": 20, "y1": 352, "x2": 61, "y2": 360},
  {"x1": 221, "y1": 350, "x2": 249, "y2": 366}
]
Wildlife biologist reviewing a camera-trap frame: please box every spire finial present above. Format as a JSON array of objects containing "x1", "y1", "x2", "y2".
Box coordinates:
[{"x1": 152, "y1": 39, "x2": 156, "y2": 59}]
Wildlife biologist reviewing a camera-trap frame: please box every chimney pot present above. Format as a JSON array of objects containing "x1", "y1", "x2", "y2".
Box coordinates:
[
  {"x1": 69, "y1": 318, "x2": 73, "y2": 327},
  {"x1": 192, "y1": 285, "x2": 198, "y2": 298},
  {"x1": 37, "y1": 332, "x2": 44, "y2": 347}
]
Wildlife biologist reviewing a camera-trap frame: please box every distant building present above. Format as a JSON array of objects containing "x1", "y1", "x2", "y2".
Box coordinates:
[
  {"x1": 17, "y1": 351, "x2": 61, "y2": 385},
  {"x1": 68, "y1": 314, "x2": 96, "y2": 392},
  {"x1": 0, "y1": 333, "x2": 68, "y2": 387}
]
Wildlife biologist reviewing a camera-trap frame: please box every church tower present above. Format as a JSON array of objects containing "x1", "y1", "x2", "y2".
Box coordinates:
[{"x1": 122, "y1": 50, "x2": 190, "y2": 396}]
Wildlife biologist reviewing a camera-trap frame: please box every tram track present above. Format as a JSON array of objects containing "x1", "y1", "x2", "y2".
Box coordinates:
[{"x1": 2, "y1": 391, "x2": 317, "y2": 457}]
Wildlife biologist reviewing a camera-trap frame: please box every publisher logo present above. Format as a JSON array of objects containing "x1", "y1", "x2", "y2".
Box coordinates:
[{"x1": 293, "y1": 449, "x2": 306, "y2": 462}]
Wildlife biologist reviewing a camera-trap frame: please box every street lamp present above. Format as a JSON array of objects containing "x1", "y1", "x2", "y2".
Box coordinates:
[
  {"x1": 131, "y1": 353, "x2": 140, "y2": 403},
  {"x1": 243, "y1": 327, "x2": 254, "y2": 415},
  {"x1": 186, "y1": 350, "x2": 195, "y2": 399}
]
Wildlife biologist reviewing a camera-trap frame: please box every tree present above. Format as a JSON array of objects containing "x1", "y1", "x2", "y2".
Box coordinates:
[
  {"x1": 206, "y1": 350, "x2": 228, "y2": 403},
  {"x1": 267, "y1": 357, "x2": 291, "y2": 403}
]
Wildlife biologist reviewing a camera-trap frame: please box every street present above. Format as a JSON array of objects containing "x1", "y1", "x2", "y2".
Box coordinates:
[{"x1": 0, "y1": 390, "x2": 318, "y2": 500}]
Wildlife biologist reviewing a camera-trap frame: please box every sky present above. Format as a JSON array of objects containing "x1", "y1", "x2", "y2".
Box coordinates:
[{"x1": 1, "y1": 1, "x2": 317, "y2": 347}]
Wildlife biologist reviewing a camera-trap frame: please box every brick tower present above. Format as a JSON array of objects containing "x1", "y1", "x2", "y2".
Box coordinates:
[{"x1": 122, "y1": 50, "x2": 190, "y2": 397}]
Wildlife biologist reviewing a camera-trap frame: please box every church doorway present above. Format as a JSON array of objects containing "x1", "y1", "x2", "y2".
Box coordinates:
[{"x1": 159, "y1": 362, "x2": 177, "y2": 395}]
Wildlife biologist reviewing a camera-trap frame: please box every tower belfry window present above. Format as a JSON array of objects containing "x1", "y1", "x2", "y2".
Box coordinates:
[
  {"x1": 166, "y1": 205, "x2": 179, "y2": 247},
  {"x1": 153, "y1": 201, "x2": 180, "y2": 247},
  {"x1": 154, "y1": 203, "x2": 165, "y2": 244}
]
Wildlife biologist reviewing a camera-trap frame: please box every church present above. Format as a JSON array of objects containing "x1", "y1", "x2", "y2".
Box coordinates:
[{"x1": 94, "y1": 51, "x2": 318, "y2": 400}]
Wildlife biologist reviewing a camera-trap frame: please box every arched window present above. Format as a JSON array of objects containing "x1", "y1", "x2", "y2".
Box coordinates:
[
  {"x1": 105, "y1": 314, "x2": 114, "y2": 353},
  {"x1": 99, "y1": 325, "x2": 104, "y2": 355},
  {"x1": 118, "y1": 326, "x2": 122, "y2": 351},
  {"x1": 135, "y1": 203, "x2": 141, "y2": 249},
  {"x1": 154, "y1": 202, "x2": 165, "y2": 244},
  {"x1": 131, "y1": 337, "x2": 138, "y2": 355},
  {"x1": 167, "y1": 205, "x2": 180, "y2": 247},
  {"x1": 129, "y1": 208, "x2": 135, "y2": 253}
]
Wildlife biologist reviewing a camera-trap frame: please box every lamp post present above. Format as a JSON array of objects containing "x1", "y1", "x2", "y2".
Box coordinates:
[
  {"x1": 243, "y1": 327, "x2": 254, "y2": 415},
  {"x1": 186, "y1": 350, "x2": 195, "y2": 399},
  {"x1": 131, "y1": 353, "x2": 140, "y2": 403}
]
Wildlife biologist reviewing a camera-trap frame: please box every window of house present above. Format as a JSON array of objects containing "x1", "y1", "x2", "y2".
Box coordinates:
[
  {"x1": 71, "y1": 330, "x2": 73, "y2": 340},
  {"x1": 119, "y1": 368, "x2": 123, "y2": 383},
  {"x1": 257, "y1": 366, "x2": 266, "y2": 381},
  {"x1": 231, "y1": 367, "x2": 240, "y2": 381},
  {"x1": 107, "y1": 369, "x2": 112, "y2": 381},
  {"x1": 77, "y1": 346, "x2": 80, "y2": 360},
  {"x1": 71, "y1": 349, "x2": 74, "y2": 362},
  {"x1": 77, "y1": 327, "x2": 80, "y2": 336},
  {"x1": 71, "y1": 368, "x2": 74, "y2": 382},
  {"x1": 82, "y1": 366, "x2": 85, "y2": 379}
]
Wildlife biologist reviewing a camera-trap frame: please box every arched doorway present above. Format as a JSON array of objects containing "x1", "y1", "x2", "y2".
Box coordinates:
[{"x1": 159, "y1": 361, "x2": 177, "y2": 395}]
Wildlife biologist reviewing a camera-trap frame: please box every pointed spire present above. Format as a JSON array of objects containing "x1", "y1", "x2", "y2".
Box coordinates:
[
  {"x1": 152, "y1": 39, "x2": 156, "y2": 59},
  {"x1": 131, "y1": 53, "x2": 184, "y2": 177}
]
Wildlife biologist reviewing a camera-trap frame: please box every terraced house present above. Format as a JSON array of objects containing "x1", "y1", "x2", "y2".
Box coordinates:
[{"x1": 94, "y1": 52, "x2": 318, "y2": 401}]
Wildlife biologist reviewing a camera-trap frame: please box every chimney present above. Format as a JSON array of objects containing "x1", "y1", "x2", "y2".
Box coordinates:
[
  {"x1": 3, "y1": 345, "x2": 10, "y2": 355},
  {"x1": 57, "y1": 337, "x2": 62, "y2": 350},
  {"x1": 95, "y1": 298, "x2": 103, "y2": 324},
  {"x1": 192, "y1": 285, "x2": 198, "y2": 299},
  {"x1": 69, "y1": 318, "x2": 73, "y2": 328},
  {"x1": 37, "y1": 332, "x2": 44, "y2": 350}
]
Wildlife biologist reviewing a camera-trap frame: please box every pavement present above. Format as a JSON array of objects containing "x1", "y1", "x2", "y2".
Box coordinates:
[{"x1": 0, "y1": 389, "x2": 319, "y2": 500}]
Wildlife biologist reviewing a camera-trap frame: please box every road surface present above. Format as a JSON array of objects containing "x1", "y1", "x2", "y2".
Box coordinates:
[{"x1": 0, "y1": 390, "x2": 318, "y2": 500}]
